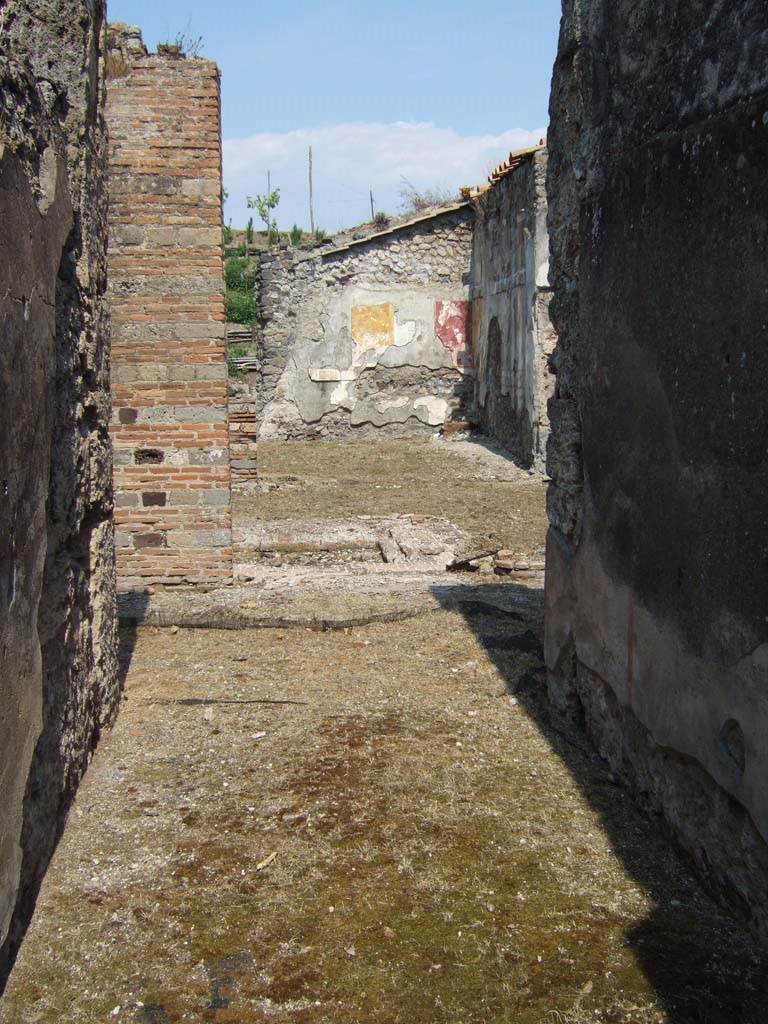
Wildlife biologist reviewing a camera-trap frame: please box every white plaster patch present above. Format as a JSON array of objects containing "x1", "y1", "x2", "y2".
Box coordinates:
[
  {"x1": 308, "y1": 367, "x2": 342, "y2": 382},
  {"x1": 394, "y1": 320, "x2": 418, "y2": 347},
  {"x1": 413, "y1": 396, "x2": 449, "y2": 425},
  {"x1": 330, "y1": 381, "x2": 353, "y2": 406},
  {"x1": 377, "y1": 396, "x2": 411, "y2": 412},
  {"x1": 36, "y1": 146, "x2": 59, "y2": 215}
]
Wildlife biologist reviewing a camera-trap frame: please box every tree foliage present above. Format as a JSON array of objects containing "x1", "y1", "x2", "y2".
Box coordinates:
[{"x1": 247, "y1": 187, "x2": 280, "y2": 243}]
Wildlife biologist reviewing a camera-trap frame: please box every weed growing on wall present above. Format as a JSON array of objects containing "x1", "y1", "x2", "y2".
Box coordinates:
[
  {"x1": 158, "y1": 25, "x2": 204, "y2": 57},
  {"x1": 399, "y1": 176, "x2": 457, "y2": 216}
]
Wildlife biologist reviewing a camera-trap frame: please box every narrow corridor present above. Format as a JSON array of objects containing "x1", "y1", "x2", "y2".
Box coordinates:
[{"x1": 3, "y1": 440, "x2": 765, "y2": 1023}]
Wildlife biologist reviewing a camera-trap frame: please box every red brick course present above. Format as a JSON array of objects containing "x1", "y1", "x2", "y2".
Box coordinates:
[
  {"x1": 106, "y1": 26, "x2": 232, "y2": 589},
  {"x1": 228, "y1": 378, "x2": 260, "y2": 488}
]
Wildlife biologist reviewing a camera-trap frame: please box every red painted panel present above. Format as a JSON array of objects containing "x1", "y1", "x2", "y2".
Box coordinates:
[{"x1": 435, "y1": 299, "x2": 473, "y2": 370}]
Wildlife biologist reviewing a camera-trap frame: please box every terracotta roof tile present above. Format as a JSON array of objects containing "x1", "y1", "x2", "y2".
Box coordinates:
[{"x1": 462, "y1": 139, "x2": 547, "y2": 199}]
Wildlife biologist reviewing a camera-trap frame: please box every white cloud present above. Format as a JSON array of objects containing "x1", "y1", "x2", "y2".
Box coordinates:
[{"x1": 223, "y1": 121, "x2": 545, "y2": 234}]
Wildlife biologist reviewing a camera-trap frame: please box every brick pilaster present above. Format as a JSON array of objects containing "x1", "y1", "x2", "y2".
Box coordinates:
[{"x1": 106, "y1": 25, "x2": 232, "y2": 589}]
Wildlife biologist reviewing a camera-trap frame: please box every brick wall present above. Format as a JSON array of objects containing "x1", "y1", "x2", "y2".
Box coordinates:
[
  {"x1": 228, "y1": 377, "x2": 260, "y2": 489},
  {"x1": 106, "y1": 25, "x2": 232, "y2": 590}
]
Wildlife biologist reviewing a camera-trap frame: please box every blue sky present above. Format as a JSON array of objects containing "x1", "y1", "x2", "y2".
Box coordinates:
[{"x1": 108, "y1": 0, "x2": 562, "y2": 231}]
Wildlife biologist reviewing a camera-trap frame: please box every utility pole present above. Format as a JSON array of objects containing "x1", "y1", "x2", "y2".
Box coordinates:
[
  {"x1": 308, "y1": 146, "x2": 315, "y2": 235},
  {"x1": 370, "y1": 188, "x2": 375, "y2": 221}
]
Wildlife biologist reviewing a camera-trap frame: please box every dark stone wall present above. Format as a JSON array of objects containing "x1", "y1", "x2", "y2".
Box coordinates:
[
  {"x1": 0, "y1": 0, "x2": 118, "y2": 979},
  {"x1": 470, "y1": 151, "x2": 554, "y2": 468},
  {"x1": 545, "y1": 0, "x2": 768, "y2": 938}
]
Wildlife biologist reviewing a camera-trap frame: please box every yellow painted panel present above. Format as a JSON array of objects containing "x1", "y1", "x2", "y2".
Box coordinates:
[{"x1": 351, "y1": 303, "x2": 395, "y2": 351}]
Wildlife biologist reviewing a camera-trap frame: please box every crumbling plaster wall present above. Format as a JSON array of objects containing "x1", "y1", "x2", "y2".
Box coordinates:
[
  {"x1": 256, "y1": 208, "x2": 474, "y2": 439},
  {"x1": 546, "y1": 0, "x2": 768, "y2": 936},
  {"x1": 470, "y1": 150, "x2": 555, "y2": 468},
  {"x1": 106, "y1": 25, "x2": 232, "y2": 590},
  {"x1": 0, "y1": 0, "x2": 118, "y2": 971}
]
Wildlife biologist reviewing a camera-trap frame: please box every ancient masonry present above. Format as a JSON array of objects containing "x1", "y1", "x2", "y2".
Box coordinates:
[
  {"x1": 0, "y1": 0, "x2": 118, "y2": 970},
  {"x1": 106, "y1": 25, "x2": 232, "y2": 590},
  {"x1": 252, "y1": 175, "x2": 554, "y2": 464},
  {"x1": 228, "y1": 375, "x2": 260, "y2": 491},
  {"x1": 545, "y1": 0, "x2": 768, "y2": 938},
  {"x1": 468, "y1": 145, "x2": 555, "y2": 468},
  {"x1": 255, "y1": 207, "x2": 474, "y2": 439}
]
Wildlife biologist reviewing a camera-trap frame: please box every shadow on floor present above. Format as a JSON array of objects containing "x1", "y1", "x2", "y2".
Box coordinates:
[
  {"x1": 452, "y1": 429, "x2": 533, "y2": 470},
  {"x1": 0, "y1": 591, "x2": 151, "y2": 995},
  {"x1": 116, "y1": 589, "x2": 151, "y2": 692},
  {"x1": 435, "y1": 582, "x2": 768, "y2": 1024}
]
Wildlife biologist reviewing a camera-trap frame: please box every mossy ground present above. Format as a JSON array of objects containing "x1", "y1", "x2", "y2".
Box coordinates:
[
  {"x1": 2, "y1": 602, "x2": 766, "y2": 1023},
  {"x1": 2, "y1": 440, "x2": 766, "y2": 1022},
  {"x1": 232, "y1": 437, "x2": 548, "y2": 561}
]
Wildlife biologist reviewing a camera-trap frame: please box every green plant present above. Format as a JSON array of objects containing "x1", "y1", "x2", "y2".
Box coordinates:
[
  {"x1": 247, "y1": 187, "x2": 280, "y2": 245},
  {"x1": 314, "y1": 228, "x2": 327, "y2": 242},
  {"x1": 225, "y1": 255, "x2": 257, "y2": 292},
  {"x1": 246, "y1": 216, "x2": 254, "y2": 245},
  {"x1": 223, "y1": 219, "x2": 233, "y2": 244},
  {"x1": 226, "y1": 291, "x2": 257, "y2": 325},
  {"x1": 373, "y1": 211, "x2": 389, "y2": 228},
  {"x1": 289, "y1": 224, "x2": 303, "y2": 246},
  {"x1": 227, "y1": 343, "x2": 247, "y2": 378}
]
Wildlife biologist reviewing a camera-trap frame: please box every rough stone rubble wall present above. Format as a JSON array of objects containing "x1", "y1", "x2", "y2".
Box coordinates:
[
  {"x1": 0, "y1": 0, "x2": 118, "y2": 971},
  {"x1": 546, "y1": 0, "x2": 768, "y2": 937},
  {"x1": 256, "y1": 209, "x2": 474, "y2": 439},
  {"x1": 228, "y1": 376, "x2": 260, "y2": 489},
  {"x1": 470, "y1": 152, "x2": 555, "y2": 468},
  {"x1": 106, "y1": 25, "x2": 232, "y2": 590}
]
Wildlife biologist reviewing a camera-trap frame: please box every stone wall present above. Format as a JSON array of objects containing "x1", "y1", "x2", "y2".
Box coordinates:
[
  {"x1": 228, "y1": 376, "x2": 260, "y2": 489},
  {"x1": 545, "y1": 0, "x2": 768, "y2": 938},
  {"x1": 106, "y1": 25, "x2": 232, "y2": 590},
  {"x1": 470, "y1": 150, "x2": 555, "y2": 468},
  {"x1": 0, "y1": 0, "x2": 118, "y2": 974},
  {"x1": 256, "y1": 208, "x2": 474, "y2": 438}
]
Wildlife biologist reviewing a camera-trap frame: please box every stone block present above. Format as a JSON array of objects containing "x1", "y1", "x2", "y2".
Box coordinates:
[
  {"x1": 142, "y1": 491, "x2": 167, "y2": 507},
  {"x1": 189, "y1": 448, "x2": 228, "y2": 465},
  {"x1": 134, "y1": 532, "x2": 166, "y2": 549},
  {"x1": 115, "y1": 492, "x2": 139, "y2": 507},
  {"x1": 201, "y1": 489, "x2": 231, "y2": 505}
]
